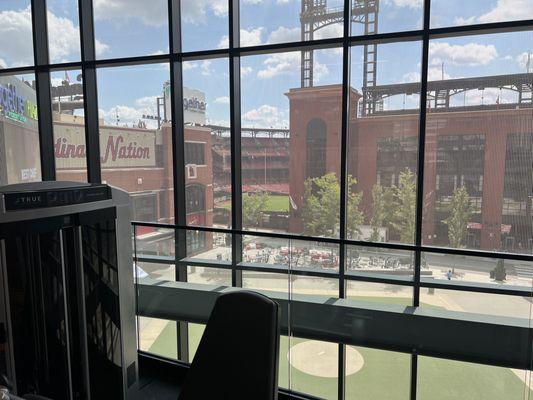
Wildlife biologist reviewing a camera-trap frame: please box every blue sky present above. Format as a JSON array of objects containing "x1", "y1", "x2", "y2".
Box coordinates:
[{"x1": 0, "y1": 0, "x2": 532, "y2": 128}]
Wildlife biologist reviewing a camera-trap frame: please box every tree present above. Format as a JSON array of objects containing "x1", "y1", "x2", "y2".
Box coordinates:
[
  {"x1": 370, "y1": 184, "x2": 394, "y2": 242},
  {"x1": 490, "y1": 259, "x2": 506, "y2": 281},
  {"x1": 302, "y1": 173, "x2": 363, "y2": 238},
  {"x1": 347, "y1": 176, "x2": 364, "y2": 240},
  {"x1": 443, "y1": 186, "x2": 473, "y2": 249},
  {"x1": 242, "y1": 192, "x2": 268, "y2": 228},
  {"x1": 390, "y1": 169, "x2": 416, "y2": 243}
]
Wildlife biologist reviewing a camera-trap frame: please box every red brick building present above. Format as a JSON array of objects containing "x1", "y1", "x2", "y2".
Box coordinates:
[
  {"x1": 54, "y1": 115, "x2": 214, "y2": 254},
  {"x1": 287, "y1": 84, "x2": 533, "y2": 252}
]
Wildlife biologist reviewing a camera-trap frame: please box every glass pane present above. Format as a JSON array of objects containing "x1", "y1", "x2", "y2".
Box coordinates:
[
  {"x1": 291, "y1": 239, "x2": 340, "y2": 273},
  {"x1": 346, "y1": 245, "x2": 415, "y2": 279},
  {"x1": 431, "y1": 0, "x2": 533, "y2": 28},
  {"x1": 242, "y1": 235, "x2": 290, "y2": 270},
  {"x1": 292, "y1": 275, "x2": 339, "y2": 297},
  {"x1": 242, "y1": 270, "x2": 289, "y2": 294},
  {"x1": 241, "y1": 48, "x2": 343, "y2": 237},
  {"x1": 187, "y1": 266, "x2": 231, "y2": 286},
  {"x1": 0, "y1": 1, "x2": 34, "y2": 67},
  {"x1": 183, "y1": 230, "x2": 232, "y2": 262},
  {"x1": 423, "y1": 31, "x2": 533, "y2": 253},
  {"x1": 241, "y1": 0, "x2": 343, "y2": 46},
  {"x1": 188, "y1": 323, "x2": 205, "y2": 361},
  {"x1": 419, "y1": 288, "x2": 532, "y2": 320},
  {"x1": 0, "y1": 73, "x2": 42, "y2": 185},
  {"x1": 135, "y1": 227, "x2": 175, "y2": 257},
  {"x1": 242, "y1": 271, "x2": 290, "y2": 391},
  {"x1": 418, "y1": 356, "x2": 533, "y2": 400},
  {"x1": 52, "y1": 69, "x2": 87, "y2": 182},
  {"x1": 136, "y1": 261, "x2": 175, "y2": 282},
  {"x1": 352, "y1": 0, "x2": 423, "y2": 35},
  {"x1": 97, "y1": 64, "x2": 173, "y2": 223},
  {"x1": 138, "y1": 317, "x2": 177, "y2": 360},
  {"x1": 288, "y1": 275, "x2": 339, "y2": 399},
  {"x1": 47, "y1": 0, "x2": 81, "y2": 63},
  {"x1": 288, "y1": 338, "x2": 338, "y2": 399},
  {"x1": 421, "y1": 253, "x2": 533, "y2": 290},
  {"x1": 181, "y1": 0, "x2": 228, "y2": 51},
  {"x1": 93, "y1": 0, "x2": 168, "y2": 59},
  {"x1": 182, "y1": 58, "x2": 231, "y2": 228},
  {"x1": 346, "y1": 281, "x2": 413, "y2": 306},
  {"x1": 348, "y1": 41, "x2": 422, "y2": 243},
  {"x1": 346, "y1": 347, "x2": 410, "y2": 400}
]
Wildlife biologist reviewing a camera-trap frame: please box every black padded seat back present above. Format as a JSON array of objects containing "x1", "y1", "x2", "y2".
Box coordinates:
[{"x1": 178, "y1": 291, "x2": 280, "y2": 400}]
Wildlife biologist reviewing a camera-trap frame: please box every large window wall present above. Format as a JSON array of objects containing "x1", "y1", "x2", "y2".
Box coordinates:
[{"x1": 1, "y1": 0, "x2": 533, "y2": 399}]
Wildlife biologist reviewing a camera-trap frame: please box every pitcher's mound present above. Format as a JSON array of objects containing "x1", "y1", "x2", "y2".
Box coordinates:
[{"x1": 289, "y1": 340, "x2": 364, "y2": 378}]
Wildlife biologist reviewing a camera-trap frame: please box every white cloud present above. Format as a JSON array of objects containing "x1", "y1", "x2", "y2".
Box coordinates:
[
  {"x1": 100, "y1": 95, "x2": 161, "y2": 128},
  {"x1": 0, "y1": 7, "x2": 33, "y2": 66},
  {"x1": 183, "y1": 62, "x2": 199, "y2": 71},
  {"x1": 384, "y1": 0, "x2": 423, "y2": 9},
  {"x1": 241, "y1": 66, "x2": 253, "y2": 76},
  {"x1": 267, "y1": 26, "x2": 300, "y2": 44},
  {"x1": 243, "y1": 0, "x2": 264, "y2": 3},
  {"x1": 48, "y1": 11, "x2": 109, "y2": 62},
  {"x1": 0, "y1": 58, "x2": 6, "y2": 68},
  {"x1": 404, "y1": 67, "x2": 453, "y2": 83},
  {"x1": 257, "y1": 52, "x2": 329, "y2": 81},
  {"x1": 314, "y1": 23, "x2": 343, "y2": 40},
  {"x1": 94, "y1": 0, "x2": 229, "y2": 26},
  {"x1": 214, "y1": 96, "x2": 230, "y2": 104},
  {"x1": 428, "y1": 67, "x2": 452, "y2": 81},
  {"x1": 210, "y1": 0, "x2": 229, "y2": 17},
  {"x1": 257, "y1": 53, "x2": 299, "y2": 79},
  {"x1": 455, "y1": 87, "x2": 517, "y2": 107},
  {"x1": 180, "y1": 0, "x2": 228, "y2": 23},
  {"x1": 242, "y1": 104, "x2": 288, "y2": 128},
  {"x1": 219, "y1": 28, "x2": 264, "y2": 48},
  {"x1": 516, "y1": 52, "x2": 533, "y2": 72},
  {"x1": 429, "y1": 42, "x2": 498, "y2": 67},
  {"x1": 201, "y1": 60, "x2": 212, "y2": 76},
  {"x1": 93, "y1": 0, "x2": 167, "y2": 26},
  {"x1": 456, "y1": 0, "x2": 533, "y2": 25},
  {"x1": 0, "y1": 7, "x2": 108, "y2": 66}
]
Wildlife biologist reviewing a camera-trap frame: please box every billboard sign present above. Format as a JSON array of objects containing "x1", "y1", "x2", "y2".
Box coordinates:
[
  {"x1": 54, "y1": 123, "x2": 156, "y2": 169},
  {"x1": 0, "y1": 82, "x2": 38, "y2": 123},
  {"x1": 164, "y1": 82, "x2": 206, "y2": 125}
]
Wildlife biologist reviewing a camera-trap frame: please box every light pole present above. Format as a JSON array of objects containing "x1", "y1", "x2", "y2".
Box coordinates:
[{"x1": 142, "y1": 96, "x2": 166, "y2": 129}]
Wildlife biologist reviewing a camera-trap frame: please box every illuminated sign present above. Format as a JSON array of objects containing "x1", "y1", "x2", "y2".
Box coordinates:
[{"x1": 0, "y1": 83, "x2": 38, "y2": 123}]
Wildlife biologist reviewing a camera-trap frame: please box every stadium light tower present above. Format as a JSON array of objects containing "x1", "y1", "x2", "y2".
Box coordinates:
[{"x1": 300, "y1": 0, "x2": 380, "y2": 113}]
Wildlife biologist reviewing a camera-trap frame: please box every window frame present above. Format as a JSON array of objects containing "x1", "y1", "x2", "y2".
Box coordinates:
[{"x1": 4, "y1": 1, "x2": 532, "y2": 399}]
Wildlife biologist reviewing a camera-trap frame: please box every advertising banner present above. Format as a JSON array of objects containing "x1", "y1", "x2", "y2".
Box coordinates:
[
  {"x1": 0, "y1": 76, "x2": 41, "y2": 185},
  {"x1": 54, "y1": 123, "x2": 156, "y2": 169},
  {"x1": 164, "y1": 82, "x2": 206, "y2": 125}
]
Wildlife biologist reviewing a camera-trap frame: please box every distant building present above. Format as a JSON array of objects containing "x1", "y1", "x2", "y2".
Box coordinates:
[{"x1": 287, "y1": 83, "x2": 533, "y2": 252}]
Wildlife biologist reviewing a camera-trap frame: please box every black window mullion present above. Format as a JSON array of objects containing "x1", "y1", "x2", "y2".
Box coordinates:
[
  {"x1": 34, "y1": 69, "x2": 56, "y2": 181},
  {"x1": 31, "y1": 0, "x2": 55, "y2": 181},
  {"x1": 412, "y1": 1, "x2": 432, "y2": 399},
  {"x1": 168, "y1": 0, "x2": 189, "y2": 363},
  {"x1": 78, "y1": 0, "x2": 101, "y2": 183},
  {"x1": 414, "y1": 0, "x2": 432, "y2": 309},
  {"x1": 230, "y1": 0, "x2": 243, "y2": 287},
  {"x1": 337, "y1": 0, "x2": 351, "y2": 398}
]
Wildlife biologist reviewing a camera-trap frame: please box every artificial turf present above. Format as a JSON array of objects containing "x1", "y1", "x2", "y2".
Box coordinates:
[{"x1": 147, "y1": 301, "x2": 531, "y2": 400}]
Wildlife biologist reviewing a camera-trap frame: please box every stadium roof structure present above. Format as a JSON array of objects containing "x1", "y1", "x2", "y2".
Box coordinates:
[{"x1": 362, "y1": 72, "x2": 533, "y2": 115}]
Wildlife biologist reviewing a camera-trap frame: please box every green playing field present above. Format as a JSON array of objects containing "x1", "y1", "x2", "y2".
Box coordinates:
[{"x1": 146, "y1": 298, "x2": 531, "y2": 400}]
